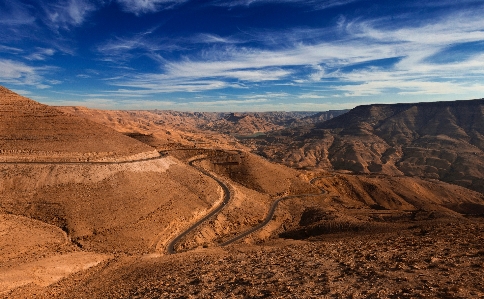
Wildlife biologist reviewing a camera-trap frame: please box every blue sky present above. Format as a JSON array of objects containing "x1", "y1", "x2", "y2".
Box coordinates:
[{"x1": 1, "y1": 0, "x2": 484, "y2": 111}]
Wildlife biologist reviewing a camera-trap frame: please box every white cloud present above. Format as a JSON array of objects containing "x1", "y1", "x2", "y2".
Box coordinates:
[
  {"x1": 191, "y1": 33, "x2": 242, "y2": 44},
  {"x1": 96, "y1": 30, "x2": 184, "y2": 64},
  {"x1": 244, "y1": 92, "x2": 290, "y2": 99},
  {"x1": 109, "y1": 76, "x2": 242, "y2": 93},
  {"x1": 0, "y1": 59, "x2": 54, "y2": 89},
  {"x1": 0, "y1": 45, "x2": 23, "y2": 54},
  {"x1": 25, "y1": 48, "x2": 56, "y2": 61},
  {"x1": 0, "y1": 1, "x2": 35, "y2": 26},
  {"x1": 96, "y1": 4, "x2": 484, "y2": 104},
  {"x1": 10, "y1": 89, "x2": 32, "y2": 95},
  {"x1": 191, "y1": 98, "x2": 268, "y2": 106},
  {"x1": 298, "y1": 93, "x2": 326, "y2": 99},
  {"x1": 46, "y1": 0, "x2": 97, "y2": 30},
  {"x1": 115, "y1": 0, "x2": 188, "y2": 15},
  {"x1": 212, "y1": 0, "x2": 361, "y2": 10},
  {"x1": 44, "y1": 95, "x2": 183, "y2": 110}
]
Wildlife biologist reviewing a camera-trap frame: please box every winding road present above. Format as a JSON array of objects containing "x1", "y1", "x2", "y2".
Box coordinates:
[
  {"x1": 3, "y1": 148, "x2": 328, "y2": 254},
  {"x1": 219, "y1": 177, "x2": 327, "y2": 246},
  {"x1": 165, "y1": 156, "x2": 232, "y2": 254},
  {"x1": 0, "y1": 153, "x2": 168, "y2": 165},
  {"x1": 164, "y1": 148, "x2": 329, "y2": 253}
]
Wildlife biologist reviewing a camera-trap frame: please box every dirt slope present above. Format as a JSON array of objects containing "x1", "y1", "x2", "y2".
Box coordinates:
[
  {"x1": 0, "y1": 158, "x2": 220, "y2": 254},
  {"x1": 2, "y1": 90, "x2": 483, "y2": 297},
  {"x1": 0, "y1": 86, "x2": 156, "y2": 162},
  {"x1": 280, "y1": 173, "x2": 484, "y2": 239},
  {"x1": 56, "y1": 106, "x2": 240, "y2": 150},
  {"x1": 56, "y1": 107, "x2": 346, "y2": 146}
]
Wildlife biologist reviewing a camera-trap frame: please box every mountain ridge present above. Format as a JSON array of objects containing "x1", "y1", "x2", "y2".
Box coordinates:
[
  {"x1": 0, "y1": 86, "x2": 157, "y2": 162},
  {"x1": 243, "y1": 98, "x2": 484, "y2": 193}
]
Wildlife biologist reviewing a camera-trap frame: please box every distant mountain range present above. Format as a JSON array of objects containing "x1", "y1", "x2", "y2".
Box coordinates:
[{"x1": 242, "y1": 99, "x2": 484, "y2": 194}]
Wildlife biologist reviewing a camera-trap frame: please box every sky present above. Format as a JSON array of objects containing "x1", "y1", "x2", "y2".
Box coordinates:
[{"x1": 1, "y1": 0, "x2": 484, "y2": 111}]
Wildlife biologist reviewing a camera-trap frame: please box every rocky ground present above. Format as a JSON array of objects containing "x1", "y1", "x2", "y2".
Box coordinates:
[
  {"x1": 2, "y1": 86, "x2": 483, "y2": 298},
  {"x1": 6, "y1": 218, "x2": 482, "y2": 299}
]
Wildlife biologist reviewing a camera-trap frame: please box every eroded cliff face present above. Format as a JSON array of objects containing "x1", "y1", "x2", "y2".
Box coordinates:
[{"x1": 244, "y1": 99, "x2": 484, "y2": 193}]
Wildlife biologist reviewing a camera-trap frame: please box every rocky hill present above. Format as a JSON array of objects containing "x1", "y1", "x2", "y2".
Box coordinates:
[
  {"x1": 2, "y1": 88, "x2": 483, "y2": 297},
  {"x1": 243, "y1": 99, "x2": 484, "y2": 193},
  {"x1": 58, "y1": 107, "x2": 347, "y2": 138},
  {"x1": 0, "y1": 86, "x2": 157, "y2": 162},
  {"x1": 197, "y1": 111, "x2": 348, "y2": 136}
]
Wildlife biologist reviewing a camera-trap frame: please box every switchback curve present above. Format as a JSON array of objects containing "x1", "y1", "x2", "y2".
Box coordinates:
[
  {"x1": 165, "y1": 157, "x2": 232, "y2": 254},
  {"x1": 220, "y1": 177, "x2": 326, "y2": 246}
]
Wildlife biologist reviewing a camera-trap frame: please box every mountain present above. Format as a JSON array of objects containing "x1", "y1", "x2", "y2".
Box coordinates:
[
  {"x1": 57, "y1": 107, "x2": 347, "y2": 138},
  {"x1": 243, "y1": 99, "x2": 484, "y2": 193},
  {"x1": 0, "y1": 86, "x2": 157, "y2": 162},
  {"x1": 0, "y1": 87, "x2": 224, "y2": 291},
  {"x1": 0, "y1": 86, "x2": 320, "y2": 293}
]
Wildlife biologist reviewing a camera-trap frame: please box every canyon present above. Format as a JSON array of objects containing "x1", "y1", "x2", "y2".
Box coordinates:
[{"x1": 1, "y1": 86, "x2": 483, "y2": 298}]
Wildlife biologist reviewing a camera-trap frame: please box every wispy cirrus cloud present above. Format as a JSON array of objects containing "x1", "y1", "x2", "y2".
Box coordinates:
[
  {"x1": 25, "y1": 48, "x2": 56, "y2": 61},
  {"x1": 106, "y1": 38, "x2": 396, "y2": 93},
  {"x1": 48, "y1": 92, "x2": 350, "y2": 111},
  {"x1": 0, "y1": 1, "x2": 36, "y2": 26},
  {"x1": 192, "y1": 98, "x2": 268, "y2": 106},
  {"x1": 0, "y1": 45, "x2": 23, "y2": 54},
  {"x1": 110, "y1": 77, "x2": 241, "y2": 93},
  {"x1": 103, "y1": 5, "x2": 484, "y2": 101},
  {"x1": 96, "y1": 28, "x2": 186, "y2": 64},
  {"x1": 0, "y1": 59, "x2": 55, "y2": 89},
  {"x1": 190, "y1": 33, "x2": 243, "y2": 45},
  {"x1": 4, "y1": 0, "x2": 483, "y2": 111},
  {"x1": 326, "y1": 10, "x2": 484, "y2": 96},
  {"x1": 115, "y1": 0, "x2": 188, "y2": 15},
  {"x1": 211, "y1": 0, "x2": 361, "y2": 9},
  {"x1": 97, "y1": 31, "x2": 243, "y2": 62},
  {"x1": 44, "y1": 0, "x2": 98, "y2": 30}
]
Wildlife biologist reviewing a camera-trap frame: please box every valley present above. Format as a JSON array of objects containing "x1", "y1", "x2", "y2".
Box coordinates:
[{"x1": 1, "y1": 86, "x2": 483, "y2": 298}]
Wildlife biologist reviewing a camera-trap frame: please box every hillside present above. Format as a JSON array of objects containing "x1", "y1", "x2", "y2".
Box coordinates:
[
  {"x1": 2, "y1": 87, "x2": 483, "y2": 297},
  {"x1": 197, "y1": 111, "x2": 348, "y2": 136},
  {"x1": 57, "y1": 107, "x2": 347, "y2": 141},
  {"x1": 0, "y1": 87, "x2": 157, "y2": 162},
  {"x1": 243, "y1": 99, "x2": 484, "y2": 194},
  {"x1": 56, "y1": 107, "x2": 239, "y2": 150},
  {"x1": 0, "y1": 86, "x2": 324, "y2": 293}
]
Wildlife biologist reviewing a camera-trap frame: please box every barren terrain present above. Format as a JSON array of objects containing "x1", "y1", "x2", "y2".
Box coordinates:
[
  {"x1": 5, "y1": 220, "x2": 483, "y2": 298},
  {"x1": 56, "y1": 107, "x2": 347, "y2": 150},
  {"x1": 0, "y1": 87, "x2": 157, "y2": 162},
  {"x1": 1, "y1": 86, "x2": 483, "y2": 298},
  {"x1": 243, "y1": 99, "x2": 484, "y2": 194}
]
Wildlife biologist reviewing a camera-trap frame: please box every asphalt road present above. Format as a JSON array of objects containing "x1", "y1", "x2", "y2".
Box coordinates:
[
  {"x1": 219, "y1": 177, "x2": 327, "y2": 247},
  {"x1": 0, "y1": 153, "x2": 168, "y2": 164},
  {"x1": 165, "y1": 157, "x2": 231, "y2": 254},
  {"x1": 2, "y1": 148, "x2": 326, "y2": 254}
]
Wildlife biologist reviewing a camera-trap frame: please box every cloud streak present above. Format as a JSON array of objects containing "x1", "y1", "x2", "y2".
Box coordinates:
[
  {"x1": 212, "y1": 0, "x2": 361, "y2": 10},
  {"x1": 44, "y1": 0, "x2": 97, "y2": 30},
  {"x1": 0, "y1": 59, "x2": 55, "y2": 89},
  {"x1": 2, "y1": 0, "x2": 484, "y2": 111},
  {"x1": 115, "y1": 0, "x2": 188, "y2": 15},
  {"x1": 25, "y1": 48, "x2": 56, "y2": 61},
  {"x1": 104, "y1": 6, "x2": 484, "y2": 100},
  {"x1": 0, "y1": 1, "x2": 35, "y2": 26}
]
